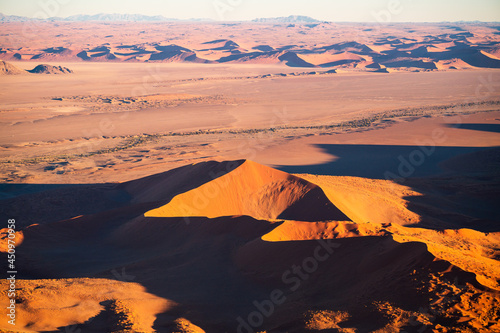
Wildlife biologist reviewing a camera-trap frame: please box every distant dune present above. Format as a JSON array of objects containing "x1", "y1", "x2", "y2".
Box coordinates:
[
  {"x1": 28, "y1": 64, "x2": 73, "y2": 74},
  {"x1": 299, "y1": 51, "x2": 366, "y2": 67},
  {"x1": 0, "y1": 60, "x2": 24, "y2": 75},
  {"x1": 217, "y1": 50, "x2": 316, "y2": 67},
  {"x1": 1, "y1": 60, "x2": 74, "y2": 75},
  {"x1": 1, "y1": 21, "x2": 499, "y2": 70},
  {"x1": 148, "y1": 44, "x2": 213, "y2": 63},
  {"x1": 460, "y1": 50, "x2": 500, "y2": 68}
]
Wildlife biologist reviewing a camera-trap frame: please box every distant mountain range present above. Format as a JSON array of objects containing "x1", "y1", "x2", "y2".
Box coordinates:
[
  {"x1": 0, "y1": 13, "x2": 190, "y2": 22},
  {"x1": 0, "y1": 12, "x2": 320, "y2": 23},
  {"x1": 0, "y1": 13, "x2": 32, "y2": 22},
  {"x1": 61, "y1": 13, "x2": 178, "y2": 22},
  {"x1": 252, "y1": 15, "x2": 321, "y2": 23}
]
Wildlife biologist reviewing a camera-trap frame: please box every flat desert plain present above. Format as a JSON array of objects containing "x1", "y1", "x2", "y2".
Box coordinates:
[{"x1": 0, "y1": 21, "x2": 500, "y2": 333}]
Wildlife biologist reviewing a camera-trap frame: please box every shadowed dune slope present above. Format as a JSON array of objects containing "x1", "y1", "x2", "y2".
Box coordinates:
[
  {"x1": 0, "y1": 160, "x2": 349, "y2": 228},
  {"x1": 217, "y1": 51, "x2": 316, "y2": 67},
  {"x1": 460, "y1": 50, "x2": 500, "y2": 68},
  {"x1": 145, "y1": 160, "x2": 349, "y2": 222},
  {"x1": 28, "y1": 63, "x2": 73, "y2": 74},
  {"x1": 122, "y1": 160, "x2": 246, "y2": 204}
]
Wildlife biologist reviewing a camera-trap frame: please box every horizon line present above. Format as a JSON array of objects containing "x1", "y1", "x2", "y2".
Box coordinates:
[{"x1": 1, "y1": 12, "x2": 499, "y2": 24}]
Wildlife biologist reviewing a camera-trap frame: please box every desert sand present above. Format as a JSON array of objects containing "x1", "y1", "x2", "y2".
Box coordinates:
[
  {"x1": 1, "y1": 20, "x2": 500, "y2": 333},
  {"x1": 1, "y1": 160, "x2": 500, "y2": 332}
]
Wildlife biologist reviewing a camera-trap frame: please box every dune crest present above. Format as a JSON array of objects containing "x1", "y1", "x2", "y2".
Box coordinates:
[{"x1": 145, "y1": 160, "x2": 349, "y2": 222}]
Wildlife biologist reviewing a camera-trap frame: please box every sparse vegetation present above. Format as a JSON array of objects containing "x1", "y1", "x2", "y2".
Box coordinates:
[
  {"x1": 48, "y1": 93, "x2": 238, "y2": 114},
  {"x1": 1, "y1": 100, "x2": 498, "y2": 165}
]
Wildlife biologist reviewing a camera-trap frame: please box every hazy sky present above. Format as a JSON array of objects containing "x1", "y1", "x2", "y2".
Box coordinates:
[{"x1": 1, "y1": 0, "x2": 499, "y2": 22}]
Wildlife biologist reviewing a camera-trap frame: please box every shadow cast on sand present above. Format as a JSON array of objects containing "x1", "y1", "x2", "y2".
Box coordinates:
[
  {"x1": 277, "y1": 144, "x2": 500, "y2": 232},
  {"x1": 276, "y1": 143, "x2": 488, "y2": 179},
  {"x1": 0, "y1": 160, "x2": 244, "y2": 228},
  {"x1": 444, "y1": 123, "x2": 500, "y2": 133}
]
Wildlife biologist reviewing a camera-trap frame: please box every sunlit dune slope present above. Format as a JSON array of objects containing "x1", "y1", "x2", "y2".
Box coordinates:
[
  {"x1": 261, "y1": 220, "x2": 389, "y2": 241},
  {"x1": 145, "y1": 160, "x2": 349, "y2": 222},
  {"x1": 0, "y1": 278, "x2": 170, "y2": 333},
  {"x1": 0, "y1": 60, "x2": 25, "y2": 75}
]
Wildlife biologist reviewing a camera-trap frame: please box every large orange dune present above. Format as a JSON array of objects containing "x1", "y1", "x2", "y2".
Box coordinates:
[
  {"x1": 145, "y1": 160, "x2": 349, "y2": 222},
  {"x1": 1, "y1": 160, "x2": 499, "y2": 333}
]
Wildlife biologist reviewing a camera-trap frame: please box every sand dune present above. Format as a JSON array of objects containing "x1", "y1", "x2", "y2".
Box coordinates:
[
  {"x1": 382, "y1": 58, "x2": 438, "y2": 70},
  {"x1": 199, "y1": 39, "x2": 243, "y2": 52},
  {"x1": 460, "y1": 50, "x2": 500, "y2": 68},
  {"x1": 252, "y1": 44, "x2": 275, "y2": 52},
  {"x1": 2, "y1": 161, "x2": 500, "y2": 332},
  {"x1": 435, "y1": 58, "x2": 473, "y2": 70},
  {"x1": 28, "y1": 64, "x2": 73, "y2": 74},
  {"x1": 0, "y1": 278, "x2": 171, "y2": 332},
  {"x1": 30, "y1": 46, "x2": 81, "y2": 61},
  {"x1": 298, "y1": 172, "x2": 500, "y2": 289},
  {"x1": 149, "y1": 44, "x2": 212, "y2": 63},
  {"x1": 277, "y1": 51, "x2": 317, "y2": 67},
  {"x1": 1, "y1": 160, "x2": 499, "y2": 332},
  {"x1": 1, "y1": 22, "x2": 498, "y2": 70},
  {"x1": 218, "y1": 50, "x2": 316, "y2": 67},
  {"x1": 124, "y1": 160, "x2": 245, "y2": 204},
  {"x1": 319, "y1": 41, "x2": 376, "y2": 54},
  {"x1": 487, "y1": 45, "x2": 500, "y2": 57},
  {"x1": 299, "y1": 51, "x2": 366, "y2": 67},
  {"x1": 0, "y1": 50, "x2": 24, "y2": 61},
  {"x1": 77, "y1": 49, "x2": 117, "y2": 61},
  {"x1": 0, "y1": 60, "x2": 24, "y2": 75},
  {"x1": 145, "y1": 160, "x2": 349, "y2": 221},
  {"x1": 363, "y1": 61, "x2": 386, "y2": 69}
]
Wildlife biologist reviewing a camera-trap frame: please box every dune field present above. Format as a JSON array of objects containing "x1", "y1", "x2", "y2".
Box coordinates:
[{"x1": 1, "y1": 19, "x2": 500, "y2": 333}]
